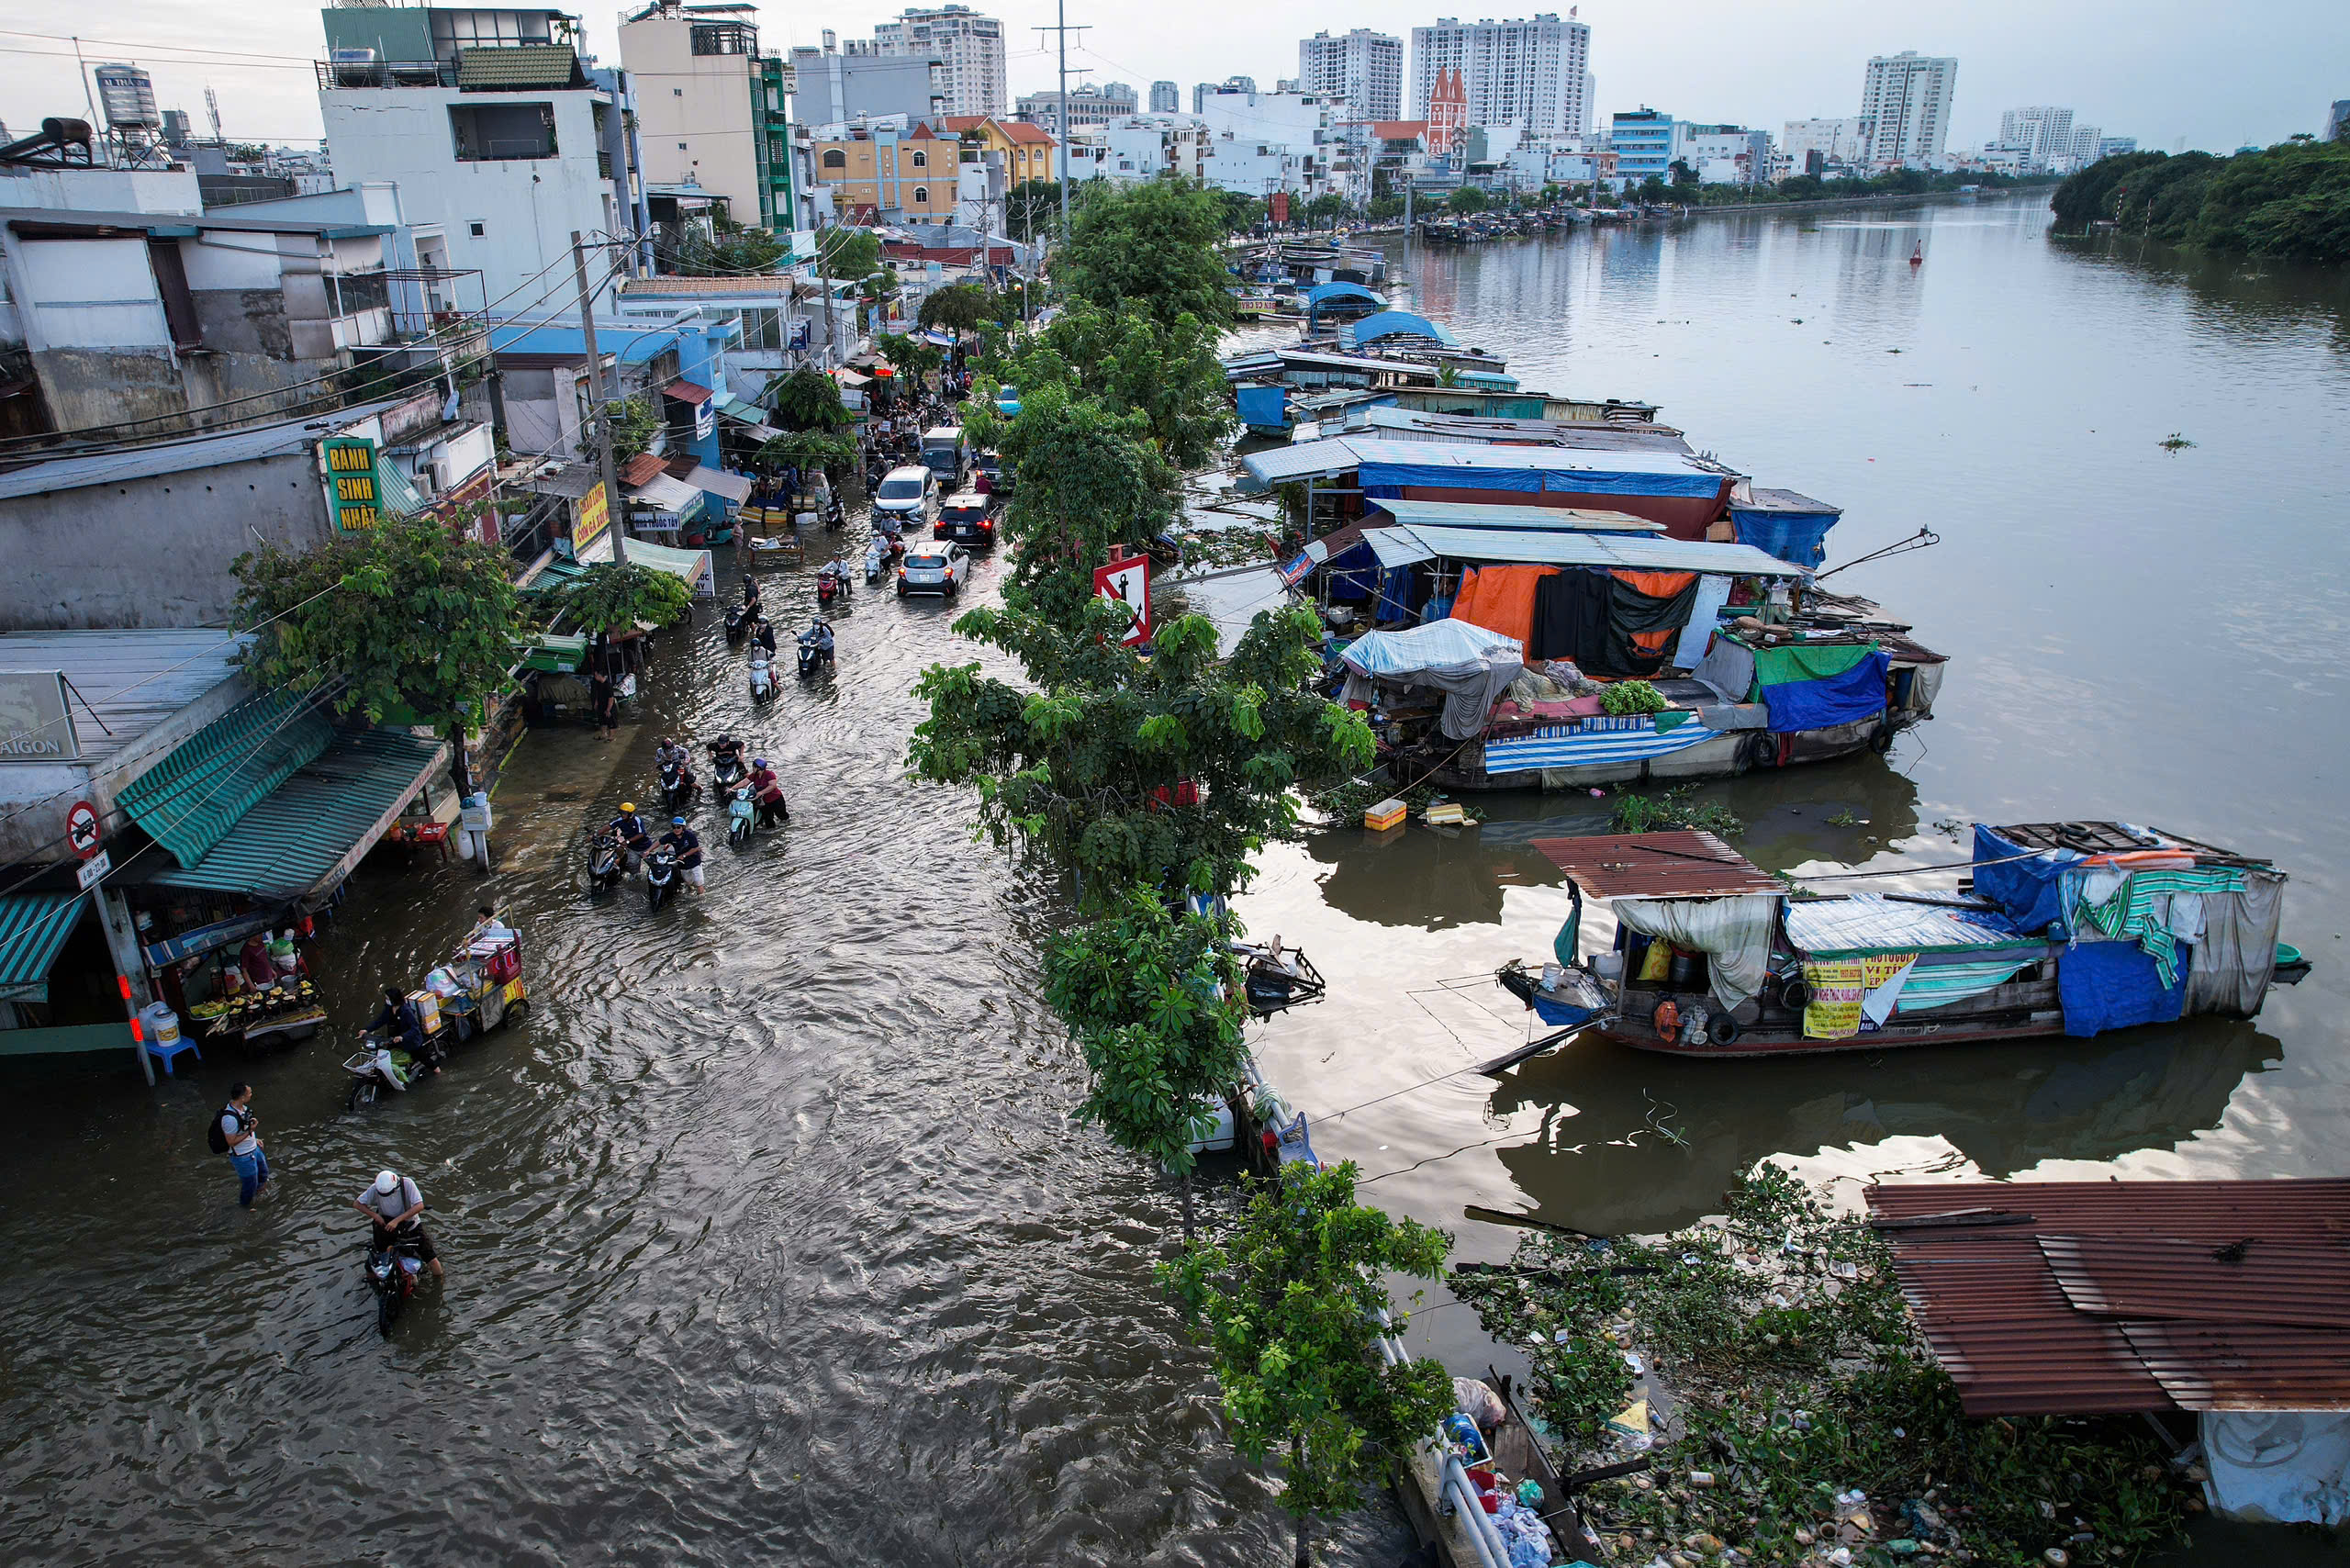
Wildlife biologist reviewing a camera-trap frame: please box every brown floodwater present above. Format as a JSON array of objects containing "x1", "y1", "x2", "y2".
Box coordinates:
[{"x1": 3, "y1": 196, "x2": 2344, "y2": 1564}]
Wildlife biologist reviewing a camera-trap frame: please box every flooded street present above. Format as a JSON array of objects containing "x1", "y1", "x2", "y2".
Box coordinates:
[{"x1": 5, "y1": 193, "x2": 2347, "y2": 1563}]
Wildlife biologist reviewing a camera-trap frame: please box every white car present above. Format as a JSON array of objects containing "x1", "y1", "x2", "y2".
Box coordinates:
[
  {"x1": 871, "y1": 465, "x2": 936, "y2": 531},
  {"x1": 897, "y1": 542, "x2": 968, "y2": 599}
]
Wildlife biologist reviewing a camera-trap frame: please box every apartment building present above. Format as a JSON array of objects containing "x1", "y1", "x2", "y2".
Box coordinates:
[
  {"x1": 618, "y1": 2, "x2": 796, "y2": 230},
  {"x1": 809, "y1": 122, "x2": 958, "y2": 221},
  {"x1": 1297, "y1": 29, "x2": 1403, "y2": 123},
  {"x1": 1859, "y1": 50, "x2": 1956, "y2": 169},
  {"x1": 1410, "y1": 14, "x2": 1591, "y2": 139},
  {"x1": 870, "y1": 6, "x2": 1005, "y2": 118},
  {"x1": 1014, "y1": 82, "x2": 1137, "y2": 136}
]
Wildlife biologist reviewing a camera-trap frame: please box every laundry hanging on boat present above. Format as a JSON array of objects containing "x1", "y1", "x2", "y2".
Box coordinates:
[
  {"x1": 1671, "y1": 574, "x2": 1736, "y2": 670},
  {"x1": 1529, "y1": 567, "x2": 1612, "y2": 666},
  {"x1": 1598, "y1": 569, "x2": 1700, "y2": 676},
  {"x1": 2070, "y1": 863, "x2": 2250, "y2": 986}
]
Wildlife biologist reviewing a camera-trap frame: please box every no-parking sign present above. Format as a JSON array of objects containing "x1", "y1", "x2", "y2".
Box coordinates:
[
  {"x1": 65, "y1": 801, "x2": 102, "y2": 859},
  {"x1": 1092, "y1": 554, "x2": 1150, "y2": 647}
]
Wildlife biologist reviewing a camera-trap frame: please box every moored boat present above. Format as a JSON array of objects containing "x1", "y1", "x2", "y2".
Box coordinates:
[{"x1": 1494, "y1": 824, "x2": 2308, "y2": 1058}]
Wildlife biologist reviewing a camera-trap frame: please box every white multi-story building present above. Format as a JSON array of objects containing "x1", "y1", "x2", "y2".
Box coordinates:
[
  {"x1": 1194, "y1": 77, "x2": 1255, "y2": 114},
  {"x1": 1298, "y1": 29, "x2": 1403, "y2": 123},
  {"x1": 1149, "y1": 80, "x2": 1179, "y2": 114},
  {"x1": 1410, "y1": 14, "x2": 1591, "y2": 139},
  {"x1": 1859, "y1": 50, "x2": 1957, "y2": 169},
  {"x1": 870, "y1": 6, "x2": 1004, "y2": 118},
  {"x1": 1678, "y1": 124, "x2": 1772, "y2": 185},
  {"x1": 1782, "y1": 116, "x2": 1873, "y2": 174},
  {"x1": 1996, "y1": 105, "x2": 2074, "y2": 173},
  {"x1": 1015, "y1": 81, "x2": 1138, "y2": 135},
  {"x1": 2069, "y1": 124, "x2": 2103, "y2": 166},
  {"x1": 1196, "y1": 89, "x2": 1336, "y2": 197}
]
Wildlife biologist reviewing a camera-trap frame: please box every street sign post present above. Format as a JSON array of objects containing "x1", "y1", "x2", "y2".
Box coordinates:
[
  {"x1": 1092, "y1": 551, "x2": 1150, "y2": 647},
  {"x1": 76, "y1": 849, "x2": 111, "y2": 890}
]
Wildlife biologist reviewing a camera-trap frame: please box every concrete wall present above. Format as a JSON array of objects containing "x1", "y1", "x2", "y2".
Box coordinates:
[
  {"x1": 0, "y1": 453, "x2": 336, "y2": 630},
  {"x1": 621, "y1": 15, "x2": 762, "y2": 222},
  {"x1": 322, "y1": 85, "x2": 622, "y2": 313},
  {"x1": 0, "y1": 165, "x2": 201, "y2": 214}
]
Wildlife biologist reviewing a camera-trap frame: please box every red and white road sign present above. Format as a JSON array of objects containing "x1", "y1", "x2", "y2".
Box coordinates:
[
  {"x1": 1092, "y1": 553, "x2": 1150, "y2": 647},
  {"x1": 65, "y1": 801, "x2": 102, "y2": 860}
]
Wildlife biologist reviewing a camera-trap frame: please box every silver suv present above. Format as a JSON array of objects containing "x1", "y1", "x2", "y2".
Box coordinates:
[{"x1": 897, "y1": 542, "x2": 968, "y2": 599}]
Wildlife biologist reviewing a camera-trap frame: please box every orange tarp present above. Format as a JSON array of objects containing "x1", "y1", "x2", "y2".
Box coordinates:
[
  {"x1": 1612, "y1": 569, "x2": 1697, "y2": 598},
  {"x1": 1450, "y1": 565, "x2": 1554, "y2": 649}
]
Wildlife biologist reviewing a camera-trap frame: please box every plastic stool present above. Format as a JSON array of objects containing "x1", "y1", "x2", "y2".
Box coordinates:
[{"x1": 145, "y1": 1036, "x2": 202, "y2": 1077}]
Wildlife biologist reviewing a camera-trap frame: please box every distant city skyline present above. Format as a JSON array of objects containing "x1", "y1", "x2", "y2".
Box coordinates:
[{"x1": 1, "y1": 1, "x2": 2340, "y2": 161}]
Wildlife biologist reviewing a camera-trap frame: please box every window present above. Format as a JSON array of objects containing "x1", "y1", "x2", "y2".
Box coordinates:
[
  {"x1": 469, "y1": 220, "x2": 486, "y2": 237},
  {"x1": 912, "y1": 185, "x2": 928, "y2": 204},
  {"x1": 332, "y1": 268, "x2": 392, "y2": 316},
  {"x1": 678, "y1": 142, "x2": 688, "y2": 150},
  {"x1": 450, "y1": 102, "x2": 556, "y2": 162},
  {"x1": 911, "y1": 149, "x2": 927, "y2": 168},
  {"x1": 673, "y1": 87, "x2": 684, "y2": 97},
  {"x1": 821, "y1": 148, "x2": 845, "y2": 169}
]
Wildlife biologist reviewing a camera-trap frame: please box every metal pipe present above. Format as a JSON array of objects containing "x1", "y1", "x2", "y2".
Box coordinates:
[{"x1": 1442, "y1": 1453, "x2": 1509, "y2": 1568}]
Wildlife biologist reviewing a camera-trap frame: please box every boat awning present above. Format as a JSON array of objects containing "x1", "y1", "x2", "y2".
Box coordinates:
[
  {"x1": 116, "y1": 690, "x2": 336, "y2": 868},
  {"x1": 0, "y1": 891, "x2": 87, "y2": 1003},
  {"x1": 663, "y1": 377, "x2": 714, "y2": 405},
  {"x1": 576, "y1": 531, "x2": 712, "y2": 594},
  {"x1": 145, "y1": 728, "x2": 450, "y2": 902},
  {"x1": 1348, "y1": 309, "x2": 1459, "y2": 348},
  {"x1": 1371, "y1": 498, "x2": 1664, "y2": 533},
  {"x1": 1530, "y1": 831, "x2": 1785, "y2": 900},
  {"x1": 1782, "y1": 891, "x2": 2038, "y2": 957},
  {"x1": 1304, "y1": 281, "x2": 1383, "y2": 307},
  {"x1": 1364, "y1": 523, "x2": 1807, "y2": 577},
  {"x1": 678, "y1": 465, "x2": 753, "y2": 505},
  {"x1": 625, "y1": 472, "x2": 702, "y2": 516}
]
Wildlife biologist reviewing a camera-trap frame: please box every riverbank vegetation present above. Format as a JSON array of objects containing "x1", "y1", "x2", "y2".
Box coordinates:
[
  {"x1": 1453, "y1": 1166, "x2": 2197, "y2": 1567},
  {"x1": 2051, "y1": 139, "x2": 2350, "y2": 264}
]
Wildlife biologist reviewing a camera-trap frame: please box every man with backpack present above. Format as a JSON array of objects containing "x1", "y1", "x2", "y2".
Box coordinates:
[{"x1": 210, "y1": 1083, "x2": 269, "y2": 1206}]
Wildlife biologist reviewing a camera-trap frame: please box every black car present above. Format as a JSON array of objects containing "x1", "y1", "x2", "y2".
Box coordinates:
[{"x1": 936, "y1": 492, "x2": 997, "y2": 548}]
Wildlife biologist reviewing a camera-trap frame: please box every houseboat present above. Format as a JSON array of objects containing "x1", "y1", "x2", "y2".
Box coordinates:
[{"x1": 1494, "y1": 824, "x2": 2308, "y2": 1058}]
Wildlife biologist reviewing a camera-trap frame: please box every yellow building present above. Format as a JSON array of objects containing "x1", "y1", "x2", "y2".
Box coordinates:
[
  {"x1": 811, "y1": 122, "x2": 959, "y2": 219},
  {"x1": 942, "y1": 115, "x2": 1058, "y2": 185}
]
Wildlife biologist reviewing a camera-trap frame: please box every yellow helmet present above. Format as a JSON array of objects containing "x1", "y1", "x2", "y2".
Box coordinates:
[{"x1": 621, "y1": 801, "x2": 637, "y2": 813}]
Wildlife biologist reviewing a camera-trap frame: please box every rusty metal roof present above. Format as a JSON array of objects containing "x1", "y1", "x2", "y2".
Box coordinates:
[
  {"x1": 1529, "y1": 831, "x2": 1784, "y2": 900},
  {"x1": 1866, "y1": 1181, "x2": 2350, "y2": 1416}
]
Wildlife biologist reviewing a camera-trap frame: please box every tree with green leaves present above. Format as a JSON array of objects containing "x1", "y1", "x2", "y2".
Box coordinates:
[
  {"x1": 1042, "y1": 887, "x2": 1248, "y2": 1237},
  {"x1": 1638, "y1": 174, "x2": 1669, "y2": 202},
  {"x1": 965, "y1": 302, "x2": 1233, "y2": 470},
  {"x1": 765, "y1": 367, "x2": 850, "y2": 431},
  {"x1": 1004, "y1": 178, "x2": 1065, "y2": 241},
  {"x1": 918, "y1": 280, "x2": 997, "y2": 336},
  {"x1": 876, "y1": 331, "x2": 945, "y2": 382},
  {"x1": 233, "y1": 510, "x2": 522, "y2": 792},
  {"x1": 1059, "y1": 179, "x2": 1234, "y2": 328},
  {"x1": 554, "y1": 560, "x2": 692, "y2": 637},
  {"x1": 599, "y1": 397, "x2": 663, "y2": 465},
  {"x1": 666, "y1": 225, "x2": 784, "y2": 276},
  {"x1": 1446, "y1": 185, "x2": 1491, "y2": 214},
  {"x1": 756, "y1": 428, "x2": 858, "y2": 477},
  {"x1": 1161, "y1": 1161, "x2": 1456, "y2": 1567},
  {"x1": 813, "y1": 225, "x2": 883, "y2": 285}
]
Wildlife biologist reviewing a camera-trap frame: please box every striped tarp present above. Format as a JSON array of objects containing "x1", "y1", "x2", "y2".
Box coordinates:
[{"x1": 1483, "y1": 719, "x2": 1716, "y2": 773}]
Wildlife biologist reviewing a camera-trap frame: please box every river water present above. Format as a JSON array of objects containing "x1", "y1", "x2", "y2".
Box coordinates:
[{"x1": 4, "y1": 196, "x2": 2346, "y2": 1563}]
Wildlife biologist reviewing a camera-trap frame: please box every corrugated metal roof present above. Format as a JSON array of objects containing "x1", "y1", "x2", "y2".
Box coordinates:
[
  {"x1": 1370, "y1": 499, "x2": 1662, "y2": 533},
  {"x1": 116, "y1": 690, "x2": 335, "y2": 867},
  {"x1": 454, "y1": 44, "x2": 582, "y2": 88},
  {"x1": 145, "y1": 728, "x2": 447, "y2": 898},
  {"x1": 1242, "y1": 436, "x2": 1726, "y2": 489},
  {"x1": 1, "y1": 207, "x2": 389, "y2": 238},
  {"x1": 1736, "y1": 486, "x2": 1842, "y2": 516},
  {"x1": 1339, "y1": 407, "x2": 1694, "y2": 454},
  {"x1": 521, "y1": 462, "x2": 602, "y2": 500},
  {"x1": 0, "y1": 401, "x2": 404, "y2": 500},
  {"x1": 1370, "y1": 523, "x2": 1806, "y2": 577},
  {"x1": 0, "y1": 891, "x2": 87, "y2": 1002},
  {"x1": 1529, "y1": 831, "x2": 1784, "y2": 900},
  {"x1": 619, "y1": 452, "x2": 667, "y2": 488},
  {"x1": 1866, "y1": 1181, "x2": 2350, "y2": 1415},
  {"x1": 0, "y1": 629, "x2": 250, "y2": 765}
]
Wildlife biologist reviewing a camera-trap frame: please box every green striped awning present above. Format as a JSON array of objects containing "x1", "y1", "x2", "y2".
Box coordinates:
[
  {"x1": 145, "y1": 729, "x2": 450, "y2": 901},
  {"x1": 0, "y1": 891, "x2": 86, "y2": 1003},
  {"x1": 116, "y1": 691, "x2": 336, "y2": 868},
  {"x1": 376, "y1": 456, "x2": 431, "y2": 519}
]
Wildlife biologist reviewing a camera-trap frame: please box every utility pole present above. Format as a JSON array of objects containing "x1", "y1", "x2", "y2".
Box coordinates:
[
  {"x1": 571, "y1": 230, "x2": 627, "y2": 566},
  {"x1": 1035, "y1": 3, "x2": 1087, "y2": 239}
]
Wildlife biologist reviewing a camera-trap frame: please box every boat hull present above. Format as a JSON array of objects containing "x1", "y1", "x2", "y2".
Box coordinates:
[{"x1": 1427, "y1": 713, "x2": 1906, "y2": 793}]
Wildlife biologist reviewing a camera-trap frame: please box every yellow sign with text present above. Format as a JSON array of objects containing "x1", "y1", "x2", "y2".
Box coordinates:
[{"x1": 575, "y1": 479, "x2": 610, "y2": 550}]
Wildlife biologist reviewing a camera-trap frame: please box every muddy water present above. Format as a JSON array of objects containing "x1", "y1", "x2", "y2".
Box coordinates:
[{"x1": 5, "y1": 196, "x2": 2345, "y2": 1563}]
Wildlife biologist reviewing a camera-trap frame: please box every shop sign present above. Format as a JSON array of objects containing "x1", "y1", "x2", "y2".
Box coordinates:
[
  {"x1": 694, "y1": 398, "x2": 716, "y2": 442},
  {"x1": 575, "y1": 479, "x2": 611, "y2": 550},
  {"x1": 0, "y1": 671, "x2": 78, "y2": 761},
  {"x1": 323, "y1": 436, "x2": 382, "y2": 531}
]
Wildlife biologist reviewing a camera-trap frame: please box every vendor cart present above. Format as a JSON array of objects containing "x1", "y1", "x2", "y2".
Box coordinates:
[
  {"x1": 423, "y1": 934, "x2": 529, "y2": 1042},
  {"x1": 185, "y1": 977, "x2": 329, "y2": 1047}
]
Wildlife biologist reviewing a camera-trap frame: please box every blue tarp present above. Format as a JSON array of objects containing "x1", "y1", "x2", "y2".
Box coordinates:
[
  {"x1": 2059, "y1": 936, "x2": 2188, "y2": 1036},
  {"x1": 1730, "y1": 507, "x2": 1837, "y2": 570},
  {"x1": 1972, "y1": 824, "x2": 2076, "y2": 937},
  {"x1": 1348, "y1": 309, "x2": 1459, "y2": 348},
  {"x1": 1760, "y1": 650, "x2": 1890, "y2": 734},
  {"x1": 1304, "y1": 281, "x2": 1382, "y2": 306},
  {"x1": 1236, "y1": 384, "x2": 1289, "y2": 431}
]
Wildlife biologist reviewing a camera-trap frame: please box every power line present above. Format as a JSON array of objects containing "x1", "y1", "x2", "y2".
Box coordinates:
[{"x1": 0, "y1": 29, "x2": 320, "y2": 62}]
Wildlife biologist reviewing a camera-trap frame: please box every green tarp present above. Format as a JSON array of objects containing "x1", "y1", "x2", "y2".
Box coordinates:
[{"x1": 1736, "y1": 636, "x2": 1879, "y2": 690}]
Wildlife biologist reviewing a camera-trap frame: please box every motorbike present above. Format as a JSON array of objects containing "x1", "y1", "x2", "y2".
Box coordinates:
[
  {"x1": 864, "y1": 536, "x2": 888, "y2": 584},
  {"x1": 726, "y1": 782, "x2": 757, "y2": 847},
  {"x1": 723, "y1": 602, "x2": 753, "y2": 645},
  {"x1": 644, "y1": 844, "x2": 680, "y2": 911},
  {"x1": 341, "y1": 1033, "x2": 423, "y2": 1111},
  {"x1": 816, "y1": 560, "x2": 848, "y2": 607},
  {"x1": 748, "y1": 653, "x2": 777, "y2": 701},
  {"x1": 658, "y1": 758, "x2": 699, "y2": 814},
  {"x1": 797, "y1": 626, "x2": 834, "y2": 679},
  {"x1": 587, "y1": 827, "x2": 625, "y2": 893},
  {"x1": 365, "y1": 1231, "x2": 427, "y2": 1337},
  {"x1": 709, "y1": 746, "x2": 747, "y2": 790},
  {"x1": 822, "y1": 494, "x2": 845, "y2": 530}
]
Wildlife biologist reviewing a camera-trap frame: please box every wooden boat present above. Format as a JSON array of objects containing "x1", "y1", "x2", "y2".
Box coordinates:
[{"x1": 1495, "y1": 825, "x2": 2307, "y2": 1059}]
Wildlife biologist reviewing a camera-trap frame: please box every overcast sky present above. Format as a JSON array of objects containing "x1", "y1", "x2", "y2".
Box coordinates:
[{"x1": 3, "y1": 2, "x2": 2342, "y2": 156}]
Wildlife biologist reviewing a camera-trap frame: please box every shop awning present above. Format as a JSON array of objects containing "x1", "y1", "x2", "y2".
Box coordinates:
[
  {"x1": 144, "y1": 729, "x2": 450, "y2": 902},
  {"x1": 116, "y1": 689, "x2": 336, "y2": 868},
  {"x1": 513, "y1": 631, "x2": 590, "y2": 673},
  {"x1": 711, "y1": 394, "x2": 784, "y2": 443},
  {"x1": 575, "y1": 531, "x2": 712, "y2": 596},
  {"x1": 626, "y1": 473, "x2": 702, "y2": 516},
  {"x1": 0, "y1": 891, "x2": 87, "y2": 1003},
  {"x1": 678, "y1": 465, "x2": 753, "y2": 505},
  {"x1": 834, "y1": 368, "x2": 872, "y2": 386},
  {"x1": 664, "y1": 377, "x2": 714, "y2": 405}
]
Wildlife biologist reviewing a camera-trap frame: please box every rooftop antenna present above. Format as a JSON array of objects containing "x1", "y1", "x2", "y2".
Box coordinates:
[{"x1": 206, "y1": 85, "x2": 223, "y2": 142}]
